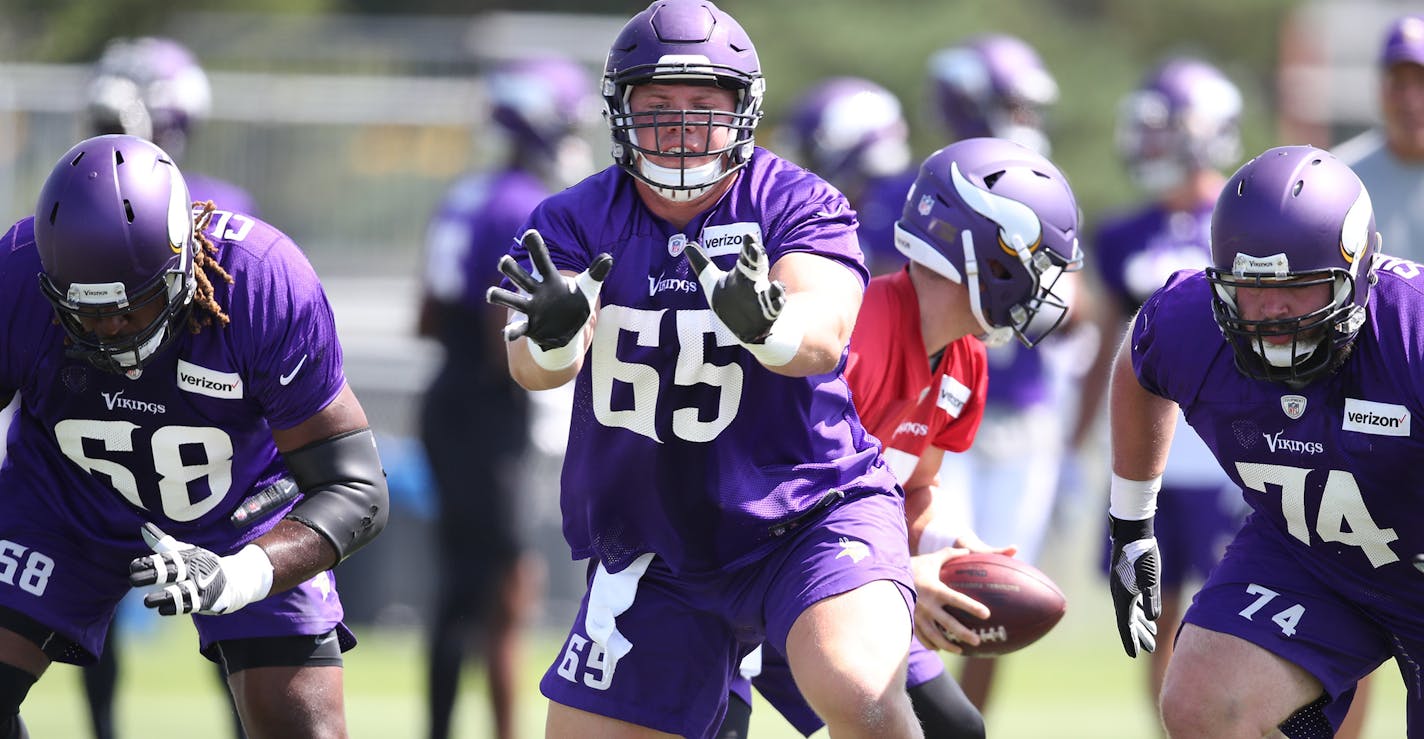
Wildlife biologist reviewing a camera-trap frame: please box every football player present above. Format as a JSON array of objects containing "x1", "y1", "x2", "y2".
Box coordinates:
[
  {"x1": 86, "y1": 36, "x2": 260, "y2": 216},
  {"x1": 79, "y1": 36, "x2": 260, "y2": 739},
  {"x1": 1069, "y1": 56, "x2": 1246, "y2": 717},
  {"x1": 416, "y1": 54, "x2": 596, "y2": 739},
  {"x1": 0, "y1": 134, "x2": 388, "y2": 739},
  {"x1": 1334, "y1": 15, "x2": 1424, "y2": 264},
  {"x1": 923, "y1": 32, "x2": 1092, "y2": 712},
  {"x1": 485, "y1": 1, "x2": 922, "y2": 737},
  {"x1": 724, "y1": 137, "x2": 1084, "y2": 739},
  {"x1": 775, "y1": 77, "x2": 914, "y2": 275},
  {"x1": 1106, "y1": 145, "x2": 1420, "y2": 737}
]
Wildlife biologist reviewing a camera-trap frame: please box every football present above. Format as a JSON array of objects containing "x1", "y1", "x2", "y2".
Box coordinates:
[{"x1": 939, "y1": 552, "x2": 1067, "y2": 657}]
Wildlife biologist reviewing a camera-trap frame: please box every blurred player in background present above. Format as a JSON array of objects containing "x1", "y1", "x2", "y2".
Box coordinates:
[
  {"x1": 415, "y1": 54, "x2": 596, "y2": 739},
  {"x1": 1334, "y1": 14, "x2": 1424, "y2": 263},
  {"x1": 1106, "y1": 144, "x2": 1422, "y2": 738},
  {"x1": 1068, "y1": 56, "x2": 1245, "y2": 726},
  {"x1": 923, "y1": 32, "x2": 1095, "y2": 712},
  {"x1": 0, "y1": 133, "x2": 388, "y2": 739},
  {"x1": 78, "y1": 35, "x2": 260, "y2": 739},
  {"x1": 486, "y1": 1, "x2": 927, "y2": 736},
  {"x1": 722, "y1": 137, "x2": 1085, "y2": 739},
  {"x1": 775, "y1": 76, "x2": 914, "y2": 275}
]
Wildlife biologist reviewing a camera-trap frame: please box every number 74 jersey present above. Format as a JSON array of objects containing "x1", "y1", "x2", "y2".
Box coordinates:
[{"x1": 1131, "y1": 263, "x2": 1424, "y2": 585}]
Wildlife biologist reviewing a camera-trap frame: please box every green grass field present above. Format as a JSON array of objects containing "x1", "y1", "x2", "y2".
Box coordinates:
[{"x1": 20, "y1": 537, "x2": 1411, "y2": 738}]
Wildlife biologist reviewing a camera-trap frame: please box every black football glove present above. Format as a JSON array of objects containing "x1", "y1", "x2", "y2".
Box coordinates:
[
  {"x1": 128, "y1": 523, "x2": 273, "y2": 616},
  {"x1": 487, "y1": 229, "x2": 613, "y2": 351},
  {"x1": 684, "y1": 232, "x2": 785, "y2": 344},
  {"x1": 1108, "y1": 514, "x2": 1161, "y2": 658}
]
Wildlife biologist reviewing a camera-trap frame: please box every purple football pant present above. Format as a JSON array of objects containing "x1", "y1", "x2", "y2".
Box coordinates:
[
  {"x1": 1183, "y1": 516, "x2": 1424, "y2": 734},
  {"x1": 540, "y1": 491, "x2": 915, "y2": 739},
  {"x1": 0, "y1": 490, "x2": 350, "y2": 665}
]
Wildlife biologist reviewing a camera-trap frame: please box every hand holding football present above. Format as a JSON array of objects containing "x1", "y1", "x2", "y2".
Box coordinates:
[{"x1": 940, "y1": 552, "x2": 1067, "y2": 657}]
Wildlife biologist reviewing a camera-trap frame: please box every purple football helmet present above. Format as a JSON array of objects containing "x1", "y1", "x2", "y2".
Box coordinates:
[
  {"x1": 602, "y1": 0, "x2": 765, "y2": 201},
  {"x1": 486, "y1": 55, "x2": 598, "y2": 185},
  {"x1": 893, "y1": 137, "x2": 1083, "y2": 347},
  {"x1": 1206, "y1": 146, "x2": 1380, "y2": 384},
  {"x1": 85, "y1": 37, "x2": 212, "y2": 161},
  {"x1": 36, "y1": 135, "x2": 197, "y2": 375},
  {"x1": 775, "y1": 77, "x2": 910, "y2": 192},
  {"x1": 1117, "y1": 57, "x2": 1242, "y2": 194},
  {"x1": 926, "y1": 34, "x2": 1058, "y2": 155}
]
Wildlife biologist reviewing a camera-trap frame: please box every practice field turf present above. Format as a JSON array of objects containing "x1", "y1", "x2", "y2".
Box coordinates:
[{"x1": 21, "y1": 548, "x2": 1409, "y2": 738}]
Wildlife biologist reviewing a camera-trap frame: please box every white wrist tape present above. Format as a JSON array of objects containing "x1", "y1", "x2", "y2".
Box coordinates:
[
  {"x1": 222, "y1": 543, "x2": 275, "y2": 612},
  {"x1": 1109, "y1": 473, "x2": 1162, "y2": 521},
  {"x1": 527, "y1": 332, "x2": 585, "y2": 371},
  {"x1": 916, "y1": 515, "x2": 963, "y2": 556},
  {"x1": 744, "y1": 300, "x2": 806, "y2": 368}
]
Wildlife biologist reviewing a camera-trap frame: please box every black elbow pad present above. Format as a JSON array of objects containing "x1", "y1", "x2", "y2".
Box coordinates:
[{"x1": 282, "y1": 428, "x2": 389, "y2": 562}]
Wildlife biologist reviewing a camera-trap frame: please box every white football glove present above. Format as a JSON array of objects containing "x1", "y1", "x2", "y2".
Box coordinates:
[{"x1": 128, "y1": 523, "x2": 274, "y2": 616}]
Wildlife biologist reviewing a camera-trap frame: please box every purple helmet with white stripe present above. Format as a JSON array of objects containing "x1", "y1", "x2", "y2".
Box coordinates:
[
  {"x1": 487, "y1": 55, "x2": 598, "y2": 185},
  {"x1": 776, "y1": 77, "x2": 910, "y2": 191},
  {"x1": 1117, "y1": 57, "x2": 1242, "y2": 194},
  {"x1": 1206, "y1": 145, "x2": 1380, "y2": 384},
  {"x1": 926, "y1": 34, "x2": 1058, "y2": 155},
  {"x1": 86, "y1": 37, "x2": 211, "y2": 161},
  {"x1": 894, "y1": 137, "x2": 1082, "y2": 347},
  {"x1": 602, "y1": 0, "x2": 765, "y2": 201},
  {"x1": 35, "y1": 135, "x2": 197, "y2": 374}
]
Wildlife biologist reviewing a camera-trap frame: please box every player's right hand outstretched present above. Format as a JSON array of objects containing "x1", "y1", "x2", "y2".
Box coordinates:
[
  {"x1": 1108, "y1": 514, "x2": 1161, "y2": 658},
  {"x1": 486, "y1": 229, "x2": 612, "y2": 353}
]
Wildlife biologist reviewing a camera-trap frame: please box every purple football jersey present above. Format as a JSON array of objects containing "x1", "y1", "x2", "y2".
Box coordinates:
[
  {"x1": 509, "y1": 147, "x2": 899, "y2": 575},
  {"x1": 1132, "y1": 260, "x2": 1424, "y2": 595},
  {"x1": 186, "y1": 172, "x2": 260, "y2": 219},
  {"x1": 424, "y1": 167, "x2": 550, "y2": 313},
  {"x1": 0, "y1": 210, "x2": 347, "y2": 556},
  {"x1": 853, "y1": 171, "x2": 914, "y2": 275},
  {"x1": 1094, "y1": 202, "x2": 1213, "y2": 316}
]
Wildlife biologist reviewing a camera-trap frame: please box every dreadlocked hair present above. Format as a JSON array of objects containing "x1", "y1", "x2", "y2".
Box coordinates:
[{"x1": 188, "y1": 200, "x2": 234, "y2": 332}]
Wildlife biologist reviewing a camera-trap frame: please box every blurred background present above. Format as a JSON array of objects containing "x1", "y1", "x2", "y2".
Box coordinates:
[{"x1": 0, "y1": 0, "x2": 1418, "y2": 736}]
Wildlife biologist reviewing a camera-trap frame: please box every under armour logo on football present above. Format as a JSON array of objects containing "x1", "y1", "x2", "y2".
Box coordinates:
[{"x1": 835, "y1": 537, "x2": 870, "y2": 564}]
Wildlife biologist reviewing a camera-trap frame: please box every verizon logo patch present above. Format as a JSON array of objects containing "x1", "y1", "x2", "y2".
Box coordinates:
[
  {"x1": 177, "y1": 359, "x2": 243, "y2": 400},
  {"x1": 698, "y1": 222, "x2": 764, "y2": 258},
  {"x1": 937, "y1": 375, "x2": 971, "y2": 418},
  {"x1": 1342, "y1": 398, "x2": 1410, "y2": 437}
]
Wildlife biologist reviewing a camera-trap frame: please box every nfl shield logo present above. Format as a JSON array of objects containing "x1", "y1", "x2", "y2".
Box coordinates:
[
  {"x1": 918, "y1": 194, "x2": 934, "y2": 216},
  {"x1": 668, "y1": 233, "x2": 687, "y2": 257},
  {"x1": 1281, "y1": 394, "x2": 1307, "y2": 419}
]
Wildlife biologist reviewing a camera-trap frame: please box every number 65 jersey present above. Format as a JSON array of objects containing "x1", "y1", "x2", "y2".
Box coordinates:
[
  {"x1": 1131, "y1": 259, "x2": 1424, "y2": 595},
  {"x1": 511, "y1": 149, "x2": 900, "y2": 577},
  {"x1": 0, "y1": 211, "x2": 347, "y2": 555}
]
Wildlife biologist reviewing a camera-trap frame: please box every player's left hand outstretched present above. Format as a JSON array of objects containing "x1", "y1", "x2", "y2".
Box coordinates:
[
  {"x1": 684, "y1": 232, "x2": 785, "y2": 344},
  {"x1": 1108, "y1": 514, "x2": 1161, "y2": 658},
  {"x1": 128, "y1": 523, "x2": 273, "y2": 616}
]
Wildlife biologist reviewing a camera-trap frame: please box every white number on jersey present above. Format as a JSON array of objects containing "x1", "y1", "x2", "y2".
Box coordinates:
[
  {"x1": 0, "y1": 540, "x2": 54, "y2": 596},
  {"x1": 1235, "y1": 462, "x2": 1399, "y2": 567},
  {"x1": 54, "y1": 420, "x2": 235, "y2": 522},
  {"x1": 590, "y1": 306, "x2": 744, "y2": 443},
  {"x1": 206, "y1": 210, "x2": 255, "y2": 241},
  {"x1": 1238, "y1": 583, "x2": 1305, "y2": 637},
  {"x1": 555, "y1": 633, "x2": 615, "y2": 690}
]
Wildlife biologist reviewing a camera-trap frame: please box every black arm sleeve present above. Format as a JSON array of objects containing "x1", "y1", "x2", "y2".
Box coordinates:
[{"x1": 281, "y1": 428, "x2": 389, "y2": 563}]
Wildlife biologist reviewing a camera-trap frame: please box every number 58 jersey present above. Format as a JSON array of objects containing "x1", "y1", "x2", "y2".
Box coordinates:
[
  {"x1": 512, "y1": 150, "x2": 900, "y2": 577},
  {"x1": 1131, "y1": 260, "x2": 1424, "y2": 597},
  {"x1": 0, "y1": 212, "x2": 348, "y2": 555}
]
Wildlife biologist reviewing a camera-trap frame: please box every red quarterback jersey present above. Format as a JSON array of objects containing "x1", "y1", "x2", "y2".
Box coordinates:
[{"x1": 846, "y1": 268, "x2": 988, "y2": 483}]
